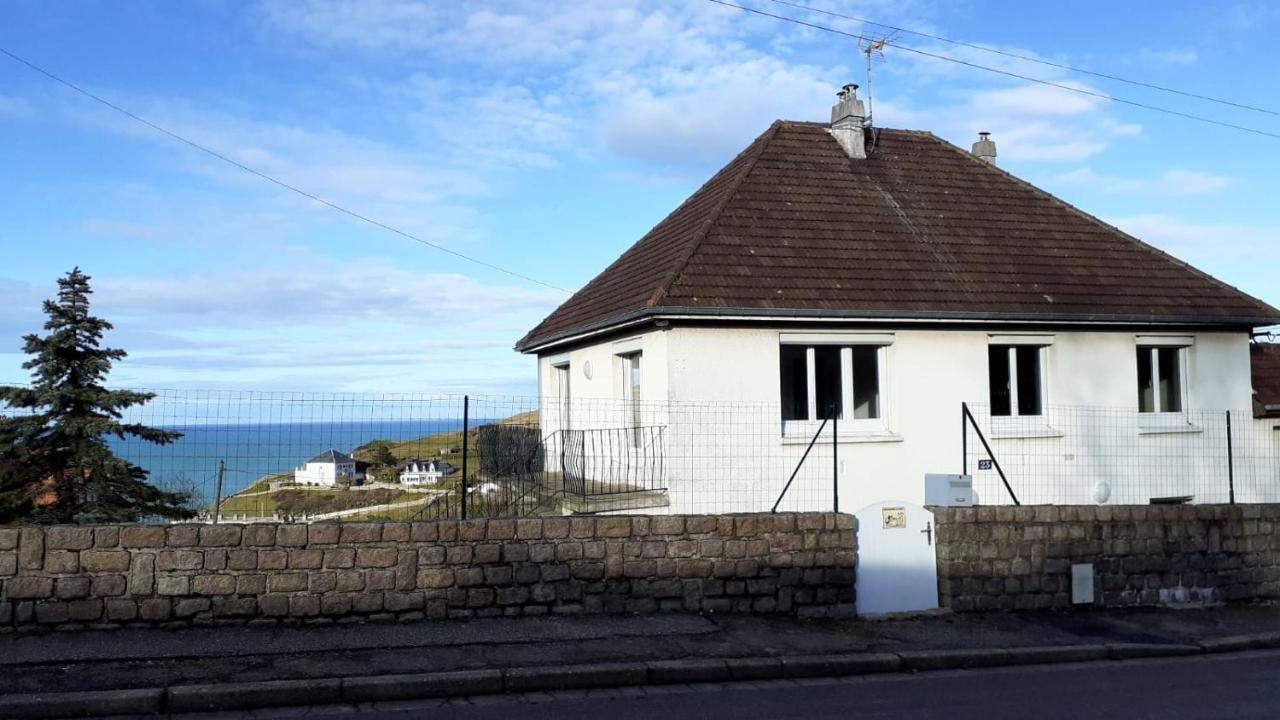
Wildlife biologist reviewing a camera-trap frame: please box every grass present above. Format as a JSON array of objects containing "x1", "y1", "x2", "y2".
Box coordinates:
[{"x1": 215, "y1": 409, "x2": 539, "y2": 519}]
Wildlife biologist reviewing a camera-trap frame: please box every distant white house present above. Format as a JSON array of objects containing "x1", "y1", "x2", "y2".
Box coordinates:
[
  {"x1": 294, "y1": 449, "x2": 362, "y2": 487},
  {"x1": 399, "y1": 459, "x2": 456, "y2": 486}
]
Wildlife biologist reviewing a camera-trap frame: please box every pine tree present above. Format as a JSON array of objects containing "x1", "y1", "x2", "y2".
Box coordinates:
[{"x1": 0, "y1": 268, "x2": 195, "y2": 524}]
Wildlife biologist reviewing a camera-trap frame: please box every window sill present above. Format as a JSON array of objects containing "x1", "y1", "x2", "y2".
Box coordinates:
[
  {"x1": 780, "y1": 431, "x2": 904, "y2": 445},
  {"x1": 990, "y1": 426, "x2": 1064, "y2": 440},
  {"x1": 1137, "y1": 424, "x2": 1203, "y2": 436}
]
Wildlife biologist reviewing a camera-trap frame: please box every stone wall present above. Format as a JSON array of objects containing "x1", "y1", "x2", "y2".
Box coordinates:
[
  {"x1": 0, "y1": 513, "x2": 855, "y2": 630},
  {"x1": 933, "y1": 504, "x2": 1280, "y2": 611}
]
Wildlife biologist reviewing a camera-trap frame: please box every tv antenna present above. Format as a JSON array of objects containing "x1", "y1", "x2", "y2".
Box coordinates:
[{"x1": 857, "y1": 32, "x2": 895, "y2": 127}]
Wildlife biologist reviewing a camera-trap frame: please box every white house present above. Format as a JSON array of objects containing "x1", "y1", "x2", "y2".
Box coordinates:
[
  {"x1": 399, "y1": 459, "x2": 456, "y2": 486},
  {"x1": 293, "y1": 449, "x2": 362, "y2": 487},
  {"x1": 516, "y1": 85, "x2": 1280, "y2": 513}
]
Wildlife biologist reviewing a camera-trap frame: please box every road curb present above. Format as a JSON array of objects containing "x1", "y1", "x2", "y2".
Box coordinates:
[{"x1": 2, "y1": 636, "x2": 1278, "y2": 718}]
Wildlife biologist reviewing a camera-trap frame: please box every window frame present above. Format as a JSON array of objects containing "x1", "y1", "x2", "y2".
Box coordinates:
[
  {"x1": 989, "y1": 344, "x2": 1048, "y2": 418},
  {"x1": 616, "y1": 350, "x2": 643, "y2": 447},
  {"x1": 778, "y1": 334, "x2": 892, "y2": 438},
  {"x1": 1136, "y1": 343, "x2": 1190, "y2": 417}
]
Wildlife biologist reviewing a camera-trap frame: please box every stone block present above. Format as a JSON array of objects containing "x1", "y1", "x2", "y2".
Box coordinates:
[
  {"x1": 212, "y1": 596, "x2": 257, "y2": 617},
  {"x1": 0, "y1": 528, "x2": 18, "y2": 550},
  {"x1": 446, "y1": 546, "x2": 473, "y2": 565},
  {"x1": 543, "y1": 518, "x2": 570, "y2": 539},
  {"x1": 0, "y1": 552, "x2": 14, "y2": 577},
  {"x1": 276, "y1": 525, "x2": 308, "y2": 547},
  {"x1": 459, "y1": 520, "x2": 488, "y2": 542},
  {"x1": 288, "y1": 548, "x2": 323, "y2": 569},
  {"x1": 473, "y1": 544, "x2": 501, "y2": 564},
  {"x1": 192, "y1": 574, "x2": 237, "y2": 596},
  {"x1": 44, "y1": 550, "x2": 79, "y2": 574},
  {"x1": 309, "y1": 572, "x2": 336, "y2": 593},
  {"x1": 486, "y1": 519, "x2": 516, "y2": 540},
  {"x1": 204, "y1": 549, "x2": 228, "y2": 570},
  {"x1": 385, "y1": 590, "x2": 424, "y2": 612},
  {"x1": 502, "y1": 543, "x2": 530, "y2": 563},
  {"x1": 515, "y1": 519, "x2": 542, "y2": 540},
  {"x1": 7, "y1": 576, "x2": 53, "y2": 600},
  {"x1": 597, "y1": 517, "x2": 631, "y2": 538},
  {"x1": 227, "y1": 549, "x2": 258, "y2": 571},
  {"x1": 309, "y1": 524, "x2": 341, "y2": 545},
  {"x1": 165, "y1": 525, "x2": 198, "y2": 547},
  {"x1": 236, "y1": 574, "x2": 268, "y2": 595},
  {"x1": 35, "y1": 601, "x2": 69, "y2": 624},
  {"x1": 46, "y1": 526, "x2": 93, "y2": 551},
  {"x1": 128, "y1": 553, "x2": 156, "y2": 596},
  {"x1": 120, "y1": 526, "x2": 166, "y2": 548},
  {"x1": 419, "y1": 568, "x2": 454, "y2": 589},
  {"x1": 267, "y1": 573, "x2": 308, "y2": 593},
  {"x1": 55, "y1": 576, "x2": 91, "y2": 600},
  {"x1": 68, "y1": 598, "x2": 104, "y2": 622},
  {"x1": 366, "y1": 569, "x2": 396, "y2": 590},
  {"x1": 357, "y1": 547, "x2": 398, "y2": 568},
  {"x1": 335, "y1": 570, "x2": 365, "y2": 592},
  {"x1": 290, "y1": 594, "x2": 320, "y2": 617},
  {"x1": 157, "y1": 549, "x2": 203, "y2": 571},
  {"x1": 105, "y1": 598, "x2": 139, "y2": 622},
  {"x1": 157, "y1": 576, "x2": 190, "y2": 596},
  {"x1": 200, "y1": 525, "x2": 242, "y2": 547},
  {"x1": 241, "y1": 525, "x2": 275, "y2": 547},
  {"x1": 339, "y1": 524, "x2": 381, "y2": 544},
  {"x1": 91, "y1": 574, "x2": 127, "y2": 597},
  {"x1": 18, "y1": 528, "x2": 44, "y2": 570},
  {"x1": 140, "y1": 598, "x2": 173, "y2": 621},
  {"x1": 258, "y1": 594, "x2": 290, "y2": 617},
  {"x1": 570, "y1": 517, "x2": 595, "y2": 538},
  {"x1": 653, "y1": 517, "x2": 685, "y2": 536},
  {"x1": 381, "y1": 523, "x2": 410, "y2": 542},
  {"x1": 410, "y1": 522, "x2": 439, "y2": 542},
  {"x1": 257, "y1": 549, "x2": 288, "y2": 570}
]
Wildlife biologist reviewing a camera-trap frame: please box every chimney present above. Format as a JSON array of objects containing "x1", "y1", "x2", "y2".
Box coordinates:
[
  {"x1": 971, "y1": 131, "x2": 997, "y2": 164},
  {"x1": 828, "y1": 84, "x2": 867, "y2": 160}
]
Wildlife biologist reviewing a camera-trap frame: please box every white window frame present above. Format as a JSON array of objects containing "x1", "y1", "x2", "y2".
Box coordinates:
[
  {"x1": 616, "y1": 350, "x2": 643, "y2": 447},
  {"x1": 779, "y1": 334, "x2": 892, "y2": 438},
  {"x1": 551, "y1": 359, "x2": 571, "y2": 432},
  {"x1": 1136, "y1": 340, "x2": 1194, "y2": 431},
  {"x1": 989, "y1": 344, "x2": 1049, "y2": 418}
]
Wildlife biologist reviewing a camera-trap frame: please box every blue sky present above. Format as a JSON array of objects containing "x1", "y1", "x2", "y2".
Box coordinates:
[{"x1": 2, "y1": 0, "x2": 1278, "y2": 395}]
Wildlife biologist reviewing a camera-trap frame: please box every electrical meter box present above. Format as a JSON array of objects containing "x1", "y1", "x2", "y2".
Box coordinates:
[{"x1": 925, "y1": 474, "x2": 974, "y2": 507}]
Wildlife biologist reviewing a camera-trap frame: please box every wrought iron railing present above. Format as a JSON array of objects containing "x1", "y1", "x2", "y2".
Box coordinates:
[{"x1": 557, "y1": 426, "x2": 667, "y2": 499}]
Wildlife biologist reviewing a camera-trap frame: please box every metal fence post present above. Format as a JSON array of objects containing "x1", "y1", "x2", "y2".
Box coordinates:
[
  {"x1": 461, "y1": 395, "x2": 470, "y2": 520},
  {"x1": 832, "y1": 403, "x2": 839, "y2": 514},
  {"x1": 1226, "y1": 410, "x2": 1235, "y2": 505},
  {"x1": 213, "y1": 459, "x2": 225, "y2": 524},
  {"x1": 961, "y1": 402, "x2": 968, "y2": 476}
]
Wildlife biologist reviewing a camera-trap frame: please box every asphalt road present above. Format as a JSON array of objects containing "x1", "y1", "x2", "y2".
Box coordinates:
[{"x1": 332, "y1": 650, "x2": 1280, "y2": 720}]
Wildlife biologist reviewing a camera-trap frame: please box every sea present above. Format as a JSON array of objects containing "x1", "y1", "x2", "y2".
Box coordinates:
[{"x1": 105, "y1": 419, "x2": 479, "y2": 507}]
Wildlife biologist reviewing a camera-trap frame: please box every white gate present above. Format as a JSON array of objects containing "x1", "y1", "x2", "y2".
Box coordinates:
[{"x1": 855, "y1": 500, "x2": 939, "y2": 615}]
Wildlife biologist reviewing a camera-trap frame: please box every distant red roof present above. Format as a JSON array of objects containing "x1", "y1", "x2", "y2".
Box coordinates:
[
  {"x1": 518, "y1": 121, "x2": 1279, "y2": 352},
  {"x1": 1253, "y1": 343, "x2": 1280, "y2": 418}
]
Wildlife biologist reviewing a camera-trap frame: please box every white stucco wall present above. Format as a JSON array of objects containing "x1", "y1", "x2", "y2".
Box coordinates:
[{"x1": 535, "y1": 325, "x2": 1273, "y2": 512}]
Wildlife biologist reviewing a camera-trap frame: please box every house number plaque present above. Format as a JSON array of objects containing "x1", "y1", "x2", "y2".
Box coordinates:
[{"x1": 882, "y1": 506, "x2": 906, "y2": 529}]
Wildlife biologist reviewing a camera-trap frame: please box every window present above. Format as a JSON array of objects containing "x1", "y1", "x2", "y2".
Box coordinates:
[
  {"x1": 778, "y1": 343, "x2": 885, "y2": 429},
  {"x1": 620, "y1": 352, "x2": 642, "y2": 446},
  {"x1": 553, "y1": 362, "x2": 571, "y2": 429},
  {"x1": 1137, "y1": 346, "x2": 1184, "y2": 413},
  {"x1": 989, "y1": 345, "x2": 1044, "y2": 417}
]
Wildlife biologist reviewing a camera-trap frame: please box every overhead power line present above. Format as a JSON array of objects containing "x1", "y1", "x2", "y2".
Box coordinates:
[
  {"x1": 768, "y1": 0, "x2": 1280, "y2": 118},
  {"x1": 0, "y1": 46, "x2": 573, "y2": 295},
  {"x1": 705, "y1": 0, "x2": 1280, "y2": 141}
]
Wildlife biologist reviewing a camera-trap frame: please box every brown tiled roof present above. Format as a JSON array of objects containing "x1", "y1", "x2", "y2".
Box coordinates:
[
  {"x1": 1253, "y1": 343, "x2": 1280, "y2": 418},
  {"x1": 518, "y1": 121, "x2": 1280, "y2": 351}
]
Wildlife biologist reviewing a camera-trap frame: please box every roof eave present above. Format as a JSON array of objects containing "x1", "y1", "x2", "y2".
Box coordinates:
[{"x1": 516, "y1": 306, "x2": 1280, "y2": 354}]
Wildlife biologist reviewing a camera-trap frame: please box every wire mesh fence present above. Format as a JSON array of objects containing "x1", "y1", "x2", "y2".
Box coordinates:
[
  {"x1": 0, "y1": 390, "x2": 840, "y2": 524},
  {"x1": 2, "y1": 388, "x2": 1276, "y2": 525},
  {"x1": 963, "y1": 402, "x2": 1280, "y2": 505}
]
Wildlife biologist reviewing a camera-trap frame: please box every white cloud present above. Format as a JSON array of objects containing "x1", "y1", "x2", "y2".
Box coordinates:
[
  {"x1": 0, "y1": 95, "x2": 32, "y2": 118},
  {"x1": 1109, "y1": 214, "x2": 1280, "y2": 260},
  {"x1": 1046, "y1": 168, "x2": 1235, "y2": 196},
  {"x1": 1132, "y1": 47, "x2": 1198, "y2": 66}
]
